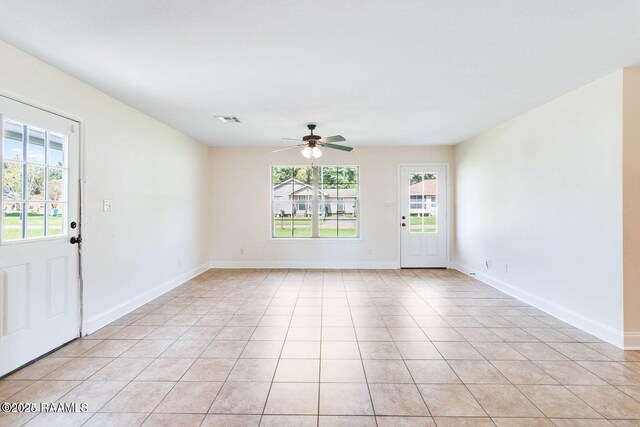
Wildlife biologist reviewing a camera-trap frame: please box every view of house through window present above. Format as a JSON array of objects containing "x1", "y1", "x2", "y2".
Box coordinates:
[
  {"x1": 409, "y1": 172, "x2": 437, "y2": 233},
  {"x1": 2, "y1": 119, "x2": 68, "y2": 242},
  {"x1": 272, "y1": 166, "x2": 359, "y2": 238}
]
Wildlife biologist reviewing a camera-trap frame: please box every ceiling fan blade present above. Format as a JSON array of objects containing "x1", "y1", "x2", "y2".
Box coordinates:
[
  {"x1": 272, "y1": 145, "x2": 303, "y2": 153},
  {"x1": 321, "y1": 135, "x2": 346, "y2": 143},
  {"x1": 322, "y1": 143, "x2": 353, "y2": 152},
  {"x1": 282, "y1": 137, "x2": 302, "y2": 141}
]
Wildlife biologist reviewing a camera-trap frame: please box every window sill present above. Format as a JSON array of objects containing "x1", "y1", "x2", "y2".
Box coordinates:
[{"x1": 268, "y1": 237, "x2": 363, "y2": 242}]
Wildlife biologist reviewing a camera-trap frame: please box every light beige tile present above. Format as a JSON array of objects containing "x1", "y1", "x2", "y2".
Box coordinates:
[
  {"x1": 578, "y1": 361, "x2": 640, "y2": 385},
  {"x1": 56, "y1": 380, "x2": 127, "y2": 412},
  {"x1": 160, "y1": 339, "x2": 211, "y2": 358},
  {"x1": 518, "y1": 385, "x2": 601, "y2": 418},
  {"x1": 81, "y1": 340, "x2": 137, "y2": 357},
  {"x1": 136, "y1": 358, "x2": 194, "y2": 381},
  {"x1": 369, "y1": 383, "x2": 430, "y2": 416},
  {"x1": 396, "y1": 341, "x2": 443, "y2": 360},
  {"x1": 142, "y1": 414, "x2": 204, "y2": 427},
  {"x1": 101, "y1": 381, "x2": 175, "y2": 412},
  {"x1": 182, "y1": 358, "x2": 236, "y2": 381},
  {"x1": 567, "y1": 385, "x2": 640, "y2": 419},
  {"x1": 8, "y1": 358, "x2": 73, "y2": 380},
  {"x1": 201, "y1": 414, "x2": 261, "y2": 426},
  {"x1": 90, "y1": 358, "x2": 153, "y2": 380},
  {"x1": 24, "y1": 412, "x2": 93, "y2": 427},
  {"x1": 261, "y1": 415, "x2": 317, "y2": 426},
  {"x1": 320, "y1": 383, "x2": 374, "y2": 415},
  {"x1": 472, "y1": 342, "x2": 526, "y2": 361},
  {"x1": 264, "y1": 382, "x2": 319, "y2": 415},
  {"x1": 228, "y1": 358, "x2": 278, "y2": 382},
  {"x1": 155, "y1": 382, "x2": 222, "y2": 413},
  {"x1": 45, "y1": 358, "x2": 112, "y2": 380},
  {"x1": 201, "y1": 340, "x2": 247, "y2": 358},
  {"x1": 321, "y1": 341, "x2": 360, "y2": 359},
  {"x1": 9, "y1": 380, "x2": 80, "y2": 405},
  {"x1": 321, "y1": 359, "x2": 366, "y2": 383},
  {"x1": 491, "y1": 361, "x2": 558, "y2": 385},
  {"x1": 274, "y1": 359, "x2": 319, "y2": 382},
  {"x1": 448, "y1": 360, "x2": 509, "y2": 384},
  {"x1": 433, "y1": 342, "x2": 484, "y2": 360},
  {"x1": 492, "y1": 418, "x2": 555, "y2": 426},
  {"x1": 432, "y1": 417, "x2": 493, "y2": 426},
  {"x1": 467, "y1": 384, "x2": 544, "y2": 417},
  {"x1": 363, "y1": 359, "x2": 413, "y2": 383},
  {"x1": 209, "y1": 381, "x2": 271, "y2": 414},
  {"x1": 120, "y1": 340, "x2": 174, "y2": 358},
  {"x1": 240, "y1": 340, "x2": 282, "y2": 358},
  {"x1": 358, "y1": 342, "x2": 402, "y2": 359},
  {"x1": 320, "y1": 415, "x2": 377, "y2": 426},
  {"x1": 0, "y1": 380, "x2": 34, "y2": 400},
  {"x1": 534, "y1": 361, "x2": 607, "y2": 385},
  {"x1": 405, "y1": 360, "x2": 460, "y2": 384},
  {"x1": 418, "y1": 384, "x2": 486, "y2": 416},
  {"x1": 84, "y1": 412, "x2": 149, "y2": 426}
]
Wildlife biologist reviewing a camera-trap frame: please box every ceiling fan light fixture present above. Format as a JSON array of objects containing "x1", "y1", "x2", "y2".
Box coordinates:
[{"x1": 301, "y1": 146, "x2": 322, "y2": 159}]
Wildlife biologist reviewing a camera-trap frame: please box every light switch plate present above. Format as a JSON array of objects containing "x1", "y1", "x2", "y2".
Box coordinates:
[{"x1": 103, "y1": 199, "x2": 113, "y2": 212}]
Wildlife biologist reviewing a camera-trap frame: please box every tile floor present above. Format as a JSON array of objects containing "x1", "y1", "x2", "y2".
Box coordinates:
[{"x1": 2, "y1": 268, "x2": 640, "y2": 426}]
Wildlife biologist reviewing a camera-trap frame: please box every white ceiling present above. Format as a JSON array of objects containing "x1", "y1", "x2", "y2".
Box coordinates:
[{"x1": 1, "y1": 1, "x2": 639, "y2": 147}]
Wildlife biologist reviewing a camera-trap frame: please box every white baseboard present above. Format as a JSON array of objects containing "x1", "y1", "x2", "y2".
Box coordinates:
[
  {"x1": 624, "y1": 332, "x2": 640, "y2": 350},
  {"x1": 83, "y1": 262, "x2": 209, "y2": 335},
  {"x1": 451, "y1": 261, "x2": 628, "y2": 349},
  {"x1": 209, "y1": 260, "x2": 400, "y2": 269}
]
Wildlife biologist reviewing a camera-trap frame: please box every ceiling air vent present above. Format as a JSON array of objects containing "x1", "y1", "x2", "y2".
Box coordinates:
[{"x1": 215, "y1": 116, "x2": 240, "y2": 123}]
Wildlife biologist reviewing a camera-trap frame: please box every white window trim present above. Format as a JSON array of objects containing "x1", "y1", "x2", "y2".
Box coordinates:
[{"x1": 270, "y1": 165, "x2": 360, "y2": 239}]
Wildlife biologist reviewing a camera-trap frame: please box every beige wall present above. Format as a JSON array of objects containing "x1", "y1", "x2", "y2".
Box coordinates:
[
  {"x1": 0, "y1": 40, "x2": 211, "y2": 333},
  {"x1": 454, "y1": 71, "x2": 625, "y2": 345},
  {"x1": 209, "y1": 146, "x2": 454, "y2": 268},
  {"x1": 623, "y1": 68, "x2": 640, "y2": 343}
]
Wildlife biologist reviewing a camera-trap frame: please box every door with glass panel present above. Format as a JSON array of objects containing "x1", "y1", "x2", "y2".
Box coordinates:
[
  {"x1": 400, "y1": 165, "x2": 447, "y2": 268},
  {"x1": 0, "y1": 96, "x2": 80, "y2": 376}
]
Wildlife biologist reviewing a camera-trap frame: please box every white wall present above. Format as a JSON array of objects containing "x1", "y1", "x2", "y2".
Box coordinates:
[
  {"x1": 0, "y1": 40, "x2": 211, "y2": 333},
  {"x1": 209, "y1": 146, "x2": 453, "y2": 268},
  {"x1": 454, "y1": 71, "x2": 624, "y2": 345}
]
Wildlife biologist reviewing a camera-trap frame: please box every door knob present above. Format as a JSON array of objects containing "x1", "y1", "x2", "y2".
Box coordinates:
[
  {"x1": 70, "y1": 236, "x2": 82, "y2": 245},
  {"x1": 401, "y1": 223, "x2": 406, "y2": 227},
  {"x1": 401, "y1": 216, "x2": 406, "y2": 220}
]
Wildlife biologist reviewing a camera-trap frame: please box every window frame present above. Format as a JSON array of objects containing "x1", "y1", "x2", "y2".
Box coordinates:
[
  {"x1": 270, "y1": 165, "x2": 361, "y2": 240},
  {"x1": 1, "y1": 118, "x2": 69, "y2": 244}
]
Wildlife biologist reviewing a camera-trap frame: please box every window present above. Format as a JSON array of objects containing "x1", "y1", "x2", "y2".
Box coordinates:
[
  {"x1": 2, "y1": 119, "x2": 68, "y2": 242},
  {"x1": 272, "y1": 166, "x2": 359, "y2": 238},
  {"x1": 408, "y1": 172, "x2": 437, "y2": 234}
]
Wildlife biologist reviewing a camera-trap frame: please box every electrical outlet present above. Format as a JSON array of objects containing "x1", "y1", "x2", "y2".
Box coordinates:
[
  {"x1": 485, "y1": 258, "x2": 491, "y2": 269},
  {"x1": 177, "y1": 258, "x2": 182, "y2": 267},
  {"x1": 503, "y1": 263, "x2": 508, "y2": 273},
  {"x1": 240, "y1": 248, "x2": 244, "y2": 255},
  {"x1": 368, "y1": 248, "x2": 373, "y2": 255},
  {"x1": 103, "y1": 199, "x2": 113, "y2": 212}
]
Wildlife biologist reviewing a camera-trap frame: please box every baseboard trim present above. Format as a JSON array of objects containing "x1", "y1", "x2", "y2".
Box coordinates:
[
  {"x1": 83, "y1": 262, "x2": 209, "y2": 335},
  {"x1": 209, "y1": 260, "x2": 400, "y2": 269},
  {"x1": 451, "y1": 262, "x2": 627, "y2": 349},
  {"x1": 624, "y1": 332, "x2": 640, "y2": 349}
]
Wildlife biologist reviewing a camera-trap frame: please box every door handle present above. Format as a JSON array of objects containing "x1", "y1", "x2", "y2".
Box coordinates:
[
  {"x1": 401, "y1": 223, "x2": 406, "y2": 227},
  {"x1": 401, "y1": 216, "x2": 406, "y2": 220},
  {"x1": 70, "y1": 235, "x2": 82, "y2": 245}
]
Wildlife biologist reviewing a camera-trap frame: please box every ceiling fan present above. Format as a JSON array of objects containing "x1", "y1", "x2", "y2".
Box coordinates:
[{"x1": 272, "y1": 124, "x2": 353, "y2": 158}]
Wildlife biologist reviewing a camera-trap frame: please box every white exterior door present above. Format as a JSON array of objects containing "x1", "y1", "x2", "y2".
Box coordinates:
[
  {"x1": 0, "y1": 96, "x2": 80, "y2": 376},
  {"x1": 400, "y1": 165, "x2": 448, "y2": 268}
]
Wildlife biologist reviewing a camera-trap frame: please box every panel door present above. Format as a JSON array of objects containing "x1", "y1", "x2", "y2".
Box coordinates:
[
  {"x1": 0, "y1": 96, "x2": 80, "y2": 376},
  {"x1": 400, "y1": 165, "x2": 448, "y2": 268}
]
